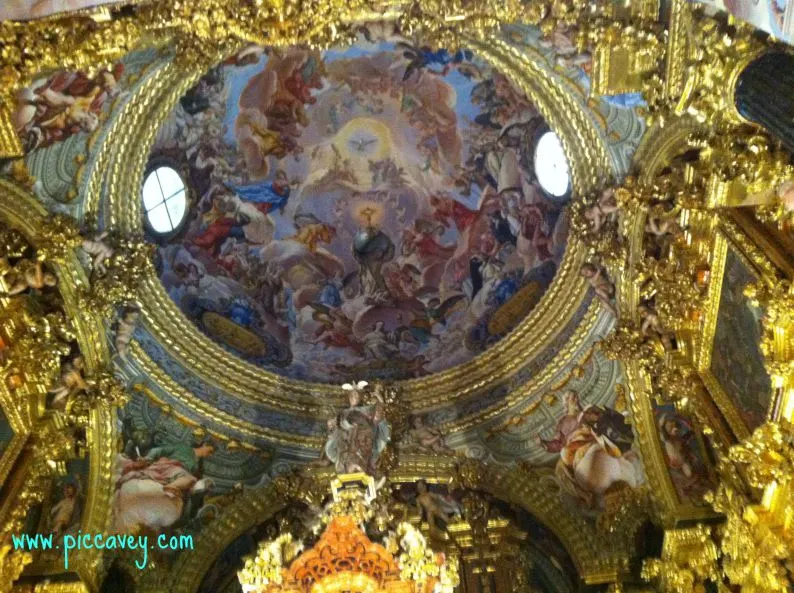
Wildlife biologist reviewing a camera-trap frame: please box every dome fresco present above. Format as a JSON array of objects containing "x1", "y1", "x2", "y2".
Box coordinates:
[{"x1": 148, "y1": 38, "x2": 572, "y2": 383}]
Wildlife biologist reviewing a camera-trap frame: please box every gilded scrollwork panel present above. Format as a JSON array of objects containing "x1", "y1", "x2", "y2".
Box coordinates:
[{"x1": 0, "y1": 181, "x2": 120, "y2": 590}]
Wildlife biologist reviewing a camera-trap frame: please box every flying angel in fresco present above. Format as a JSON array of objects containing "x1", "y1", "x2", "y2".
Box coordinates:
[
  {"x1": 234, "y1": 49, "x2": 324, "y2": 179},
  {"x1": 13, "y1": 65, "x2": 125, "y2": 152}
]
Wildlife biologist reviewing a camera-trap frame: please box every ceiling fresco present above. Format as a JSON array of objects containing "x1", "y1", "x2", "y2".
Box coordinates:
[
  {"x1": 148, "y1": 39, "x2": 572, "y2": 383},
  {"x1": 3, "y1": 4, "x2": 794, "y2": 592},
  {"x1": 696, "y1": 0, "x2": 793, "y2": 43},
  {"x1": 0, "y1": 19, "x2": 649, "y2": 470},
  {"x1": 2, "y1": 47, "x2": 160, "y2": 209},
  {"x1": 0, "y1": 0, "x2": 135, "y2": 20}
]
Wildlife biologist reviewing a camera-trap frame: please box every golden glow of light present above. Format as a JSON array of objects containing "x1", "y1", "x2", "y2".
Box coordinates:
[
  {"x1": 334, "y1": 118, "x2": 393, "y2": 162},
  {"x1": 353, "y1": 200, "x2": 385, "y2": 227},
  {"x1": 310, "y1": 571, "x2": 381, "y2": 593}
]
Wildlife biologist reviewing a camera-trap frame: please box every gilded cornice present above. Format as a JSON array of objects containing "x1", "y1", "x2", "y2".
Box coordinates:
[
  {"x1": 128, "y1": 345, "x2": 325, "y2": 448},
  {"x1": 82, "y1": 28, "x2": 615, "y2": 422}
]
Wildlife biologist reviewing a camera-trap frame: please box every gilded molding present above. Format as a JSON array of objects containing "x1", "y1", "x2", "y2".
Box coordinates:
[
  {"x1": 85, "y1": 27, "x2": 614, "y2": 416},
  {"x1": 0, "y1": 180, "x2": 119, "y2": 590}
]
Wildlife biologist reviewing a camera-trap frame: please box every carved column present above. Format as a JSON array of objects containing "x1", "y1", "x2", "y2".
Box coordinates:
[{"x1": 735, "y1": 52, "x2": 794, "y2": 154}]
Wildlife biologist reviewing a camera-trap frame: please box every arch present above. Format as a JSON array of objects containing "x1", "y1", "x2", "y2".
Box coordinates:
[{"x1": 154, "y1": 458, "x2": 633, "y2": 593}]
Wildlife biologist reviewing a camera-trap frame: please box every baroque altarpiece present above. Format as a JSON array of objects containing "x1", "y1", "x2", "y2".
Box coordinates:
[{"x1": 0, "y1": 1, "x2": 791, "y2": 593}]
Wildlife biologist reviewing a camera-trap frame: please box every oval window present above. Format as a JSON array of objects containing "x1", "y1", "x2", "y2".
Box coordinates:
[
  {"x1": 142, "y1": 166, "x2": 187, "y2": 234},
  {"x1": 534, "y1": 131, "x2": 571, "y2": 198}
]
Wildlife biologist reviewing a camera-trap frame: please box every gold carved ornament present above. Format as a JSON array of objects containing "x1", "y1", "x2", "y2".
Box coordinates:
[
  {"x1": 0, "y1": 190, "x2": 134, "y2": 590},
  {"x1": 641, "y1": 526, "x2": 723, "y2": 593},
  {"x1": 238, "y1": 474, "x2": 459, "y2": 593},
  {"x1": 703, "y1": 279, "x2": 794, "y2": 593},
  {"x1": 705, "y1": 423, "x2": 794, "y2": 593}
]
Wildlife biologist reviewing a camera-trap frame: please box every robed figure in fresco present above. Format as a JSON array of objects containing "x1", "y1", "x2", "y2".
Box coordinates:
[
  {"x1": 325, "y1": 381, "x2": 391, "y2": 474},
  {"x1": 225, "y1": 169, "x2": 293, "y2": 216},
  {"x1": 537, "y1": 391, "x2": 642, "y2": 509},
  {"x1": 112, "y1": 441, "x2": 215, "y2": 533}
]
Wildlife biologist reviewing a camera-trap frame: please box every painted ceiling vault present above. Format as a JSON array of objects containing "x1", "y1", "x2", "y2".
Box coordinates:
[
  {"x1": 149, "y1": 39, "x2": 572, "y2": 382},
  {"x1": 0, "y1": 2, "x2": 791, "y2": 593}
]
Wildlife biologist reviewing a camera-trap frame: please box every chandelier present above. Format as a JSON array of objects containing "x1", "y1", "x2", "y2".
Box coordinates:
[{"x1": 238, "y1": 474, "x2": 459, "y2": 593}]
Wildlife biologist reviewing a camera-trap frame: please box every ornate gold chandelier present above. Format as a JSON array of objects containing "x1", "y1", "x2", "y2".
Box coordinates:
[{"x1": 238, "y1": 474, "x2": 459, "y2": 593}]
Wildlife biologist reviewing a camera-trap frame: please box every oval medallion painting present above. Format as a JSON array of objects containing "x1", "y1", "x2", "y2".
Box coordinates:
[{"x1": 148, "y1": 36, "x2": 571, "y2": 383}]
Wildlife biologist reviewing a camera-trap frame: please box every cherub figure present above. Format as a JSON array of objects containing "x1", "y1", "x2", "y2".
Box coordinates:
[
  {"x1": 415, "y1": 479, "x2": 461, "y2": 534},
  {"x1": 81, "y1": 231, "x2": 114, "y2": 276},
  {"x1": 638, "y1": 301, "x2": 674, "y2": 350},
  {"x1": 49, "y1": 481, "x2": 81, "y2": 537},
  {"x1": 49, "y1": 355, "x2": 88, "y2": 409},
  {"x1": 579, "y1": 262, "x2": 617, "y2": 317},
  {"x1": 403, "y1": 416, "x2": 450, "y2": 453},
  {"x1": 583, "y1": 188, "x2": 619, "y2": 232},
  {"x1": 644, "y1": 209, "x2": 681, "y2": 254},
  {"x1": 115, "y1": 307, "x2": 140, "y2": 357},
  {"x1": 0, "y1": 257, "x2": 57, "y2": 295}
]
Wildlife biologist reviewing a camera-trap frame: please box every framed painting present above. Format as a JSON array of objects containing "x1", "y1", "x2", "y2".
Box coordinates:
[
  {"x1": 651, "y1": 403, "x2": 717, "y2": 507},
  {"x1": 23, "y1": 456, "x2": 90, "y2": 576},
  {"x1": 0, "y1": 398, "x2": 28, "y2": 488},
  {"x1": 698, "y1": 227, "x2": 774, "y2": 440},
  {"x1": 624, "y1": 362, "x2": 719, "y2": 523}
]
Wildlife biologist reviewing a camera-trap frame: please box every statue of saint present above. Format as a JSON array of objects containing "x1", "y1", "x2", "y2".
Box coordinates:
[{"x1": 324, "y1": 381, "x2": 391, "y2": 475}]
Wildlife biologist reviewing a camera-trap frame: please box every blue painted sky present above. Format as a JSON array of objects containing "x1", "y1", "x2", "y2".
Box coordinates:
[{"x1": 220, "y1": 42, "x2": 485, "y2": 149}]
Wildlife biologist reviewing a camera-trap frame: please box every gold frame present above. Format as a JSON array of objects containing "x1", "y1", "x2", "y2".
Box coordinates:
[
  {"x1": 82, "y1": 28, "x2": 612, "y2": 427},
  {"x1": 695, "y1": 221, "x2": 778, "y2": 441},
  {"x1": 0, "y1": 378, "x2": 30, "y2": 488}
]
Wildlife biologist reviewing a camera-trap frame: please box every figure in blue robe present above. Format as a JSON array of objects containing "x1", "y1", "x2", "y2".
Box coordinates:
[
  {"x1": 225, "y1": 170, "x2": 291, "y2": 215},
  {"x1": 397, "y1": 42, "x2": 473, "y2": 81}
]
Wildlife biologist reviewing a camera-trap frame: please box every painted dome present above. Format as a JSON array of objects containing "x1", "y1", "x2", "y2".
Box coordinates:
[{"x1": 147, "y1": 38, "x2": 571, "y2": 383}]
